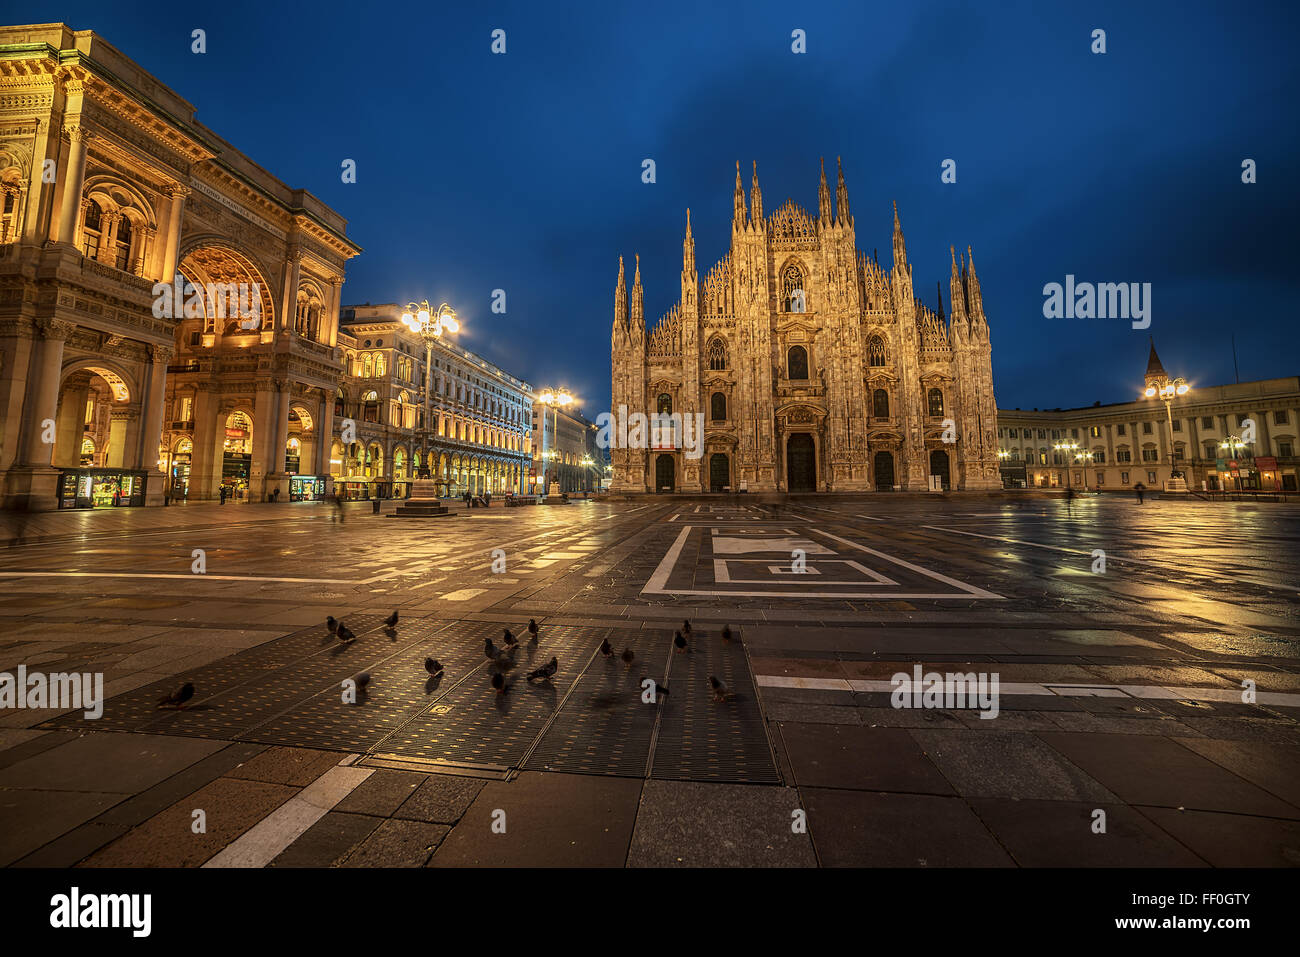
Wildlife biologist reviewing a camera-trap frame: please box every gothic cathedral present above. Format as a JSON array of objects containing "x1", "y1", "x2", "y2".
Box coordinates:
[{"x1": 609, "y1": 159, "x2": 1001, "y2": 493}]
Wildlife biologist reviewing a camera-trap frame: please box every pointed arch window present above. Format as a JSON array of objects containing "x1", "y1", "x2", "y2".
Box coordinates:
[
  {"x1": 927, "y1": 387, "x2": 945, "y2": 417},
  {"x1": 782, "y1": 264, "x2": 806, "y2": 313},
  {"x1": 787, "y1": 345, "x2": 809, "y2": 380},
  {"x1": 706, "y1": 337, "x2": 727, "y2": 371},
  {"x1": 867, "y1": 335, "x2": 887, "y2": 367}
]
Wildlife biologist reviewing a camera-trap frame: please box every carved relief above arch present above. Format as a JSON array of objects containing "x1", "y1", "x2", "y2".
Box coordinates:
[{"x1": 177, "y1": 241, "x2": 276, "y2": 334}]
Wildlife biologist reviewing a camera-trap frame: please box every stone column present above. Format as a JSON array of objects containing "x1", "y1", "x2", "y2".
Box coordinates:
[
  {"x1": 250, "y1": 386, "x2": 275, "y2": 495},
  {"x1": 21, "y1": 319, "x2": 74, "y2": 467},
  {"x1": 188, "y1": 391, "x2": 219, "y2": 500},
  {"x1": 23, "y1": 120, "x2": 52, "y2": 241},
  {"x1": 55, "y1": 126, "x2": 90, "y2": 246},
  {"x1": 161, "y1": 185, "x2": 189, "y2": 281},
  {"x1": 327, "y1": 278, "x2": 342, "y2": 347},
  {"x1": 315, "y1": 389, "x2": 334, "y2": 475},
  {"x1": 97, "y1": 210, "x2": 121, "y2": 265},
  {"x1": 273, "y1": 382, "x2": 292, "y2": 473},
  {"x1": 136, "y1": 345, "x2": 171, "y2": 472},
  {"x1": 53, "y1": 372, "x2": 91, "y2": 468},
  {"x1": 280, "y1": 249, "x2": 302, "y2": 333}
]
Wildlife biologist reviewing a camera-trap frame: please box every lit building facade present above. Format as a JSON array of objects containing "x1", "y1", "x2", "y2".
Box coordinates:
[
  {"x1": 610, "y1": 159, "x2": 1000, "y2": 493},
  {"x1": 0, "y1": 24, "x2": 358, "y2": 508},
  {"x1": 530, "y1": 401, "x2": 599, "y2": 494},
  {"x1": 335, "y1": 304, "x2": 532, "y2": 498},
  {"x1": 997, "y1": 343, "x2": 1299, "y2": 492}
]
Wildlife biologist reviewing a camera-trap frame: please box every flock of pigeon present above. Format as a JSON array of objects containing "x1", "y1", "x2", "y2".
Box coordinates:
[{"x1": 155, "y1": 613, "x2": 739, "y2": 712}]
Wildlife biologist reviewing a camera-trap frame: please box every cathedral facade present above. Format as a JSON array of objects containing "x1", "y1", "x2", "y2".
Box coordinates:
[{"x1": 610, "y1": 159, "x2": 1001, "y2": 493}]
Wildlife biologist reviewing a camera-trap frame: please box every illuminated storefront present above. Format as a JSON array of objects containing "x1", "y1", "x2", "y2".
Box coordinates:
[
  {"x1": 56, "y1": 469, "x2": 147, "y2": 509},
  {"x1": 222, "y1": 412, "x2": 253, "y2": 499}
]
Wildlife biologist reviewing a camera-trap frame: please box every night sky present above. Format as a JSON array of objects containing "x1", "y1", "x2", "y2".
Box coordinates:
[{"x1": 29, "y1": 0, "x2": 1299, "y2": 415}]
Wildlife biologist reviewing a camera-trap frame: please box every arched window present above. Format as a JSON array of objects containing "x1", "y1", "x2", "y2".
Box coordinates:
[
  {"x1": 81, "y1": 201, "x2": 103, "y2": 260},
  {"x1": 872, "y1": 388, "x2": 889, "y2": 419},
  {"x1": 711, "y1": 392, "x2": 727, "y2": 421},
  {"x1": 787, "y1": 345, "x2": 809, "y2": 380},
  {"x1": 657, "y1": 393, "x2": 673, "y2": 414},
  {"x1": 374, "y1": 353, "x2": 386, "y2": 378},
  {"x1": 782, "y1": 264, "x2": 806, "y2": 313},
  {"x1": 706, "y1": 337, "x2": 727, "y2": 371},
  {"x1": 362, "y1": 353, "x2": 374, "y2": 378},
  {"x1": 867, "y1": 335, "x2": 887, "y2": 367},
  {"x1": 927, "y1": 388, "x2": 944, "y2": 417},
  {"x1": 334, "y1": 388, "x2": 345, "y2": 417},
  {"x1": 113, "y1": 214, "x2": 133, "y2": 272},
  {"x1": 363, "y1": 390, "x2": 380, "y2": 423}
]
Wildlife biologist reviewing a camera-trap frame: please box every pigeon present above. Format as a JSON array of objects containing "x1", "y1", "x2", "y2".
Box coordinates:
[
  {"x1": 353, "y1": 672, "x2": 371, "y2": 692},
  {"x1": 673, "y1": 630, "x2": 689, "y2": 653},
  {"x1": 383, "y1": 610, "x2": 399, "y2": 629},
  {"x1": 157, "y1": 682, "x2": 195, "y2": 709},
  {"x1": 337, "y1": 623, "x2": 357, "y2": 643},
  {"x1": 621, "y1": 647, "x2": 635, "y2": 669},
  {"x1": 503, "y1": 628, "x2": 518, "y2": 647},
  {"x1": 484, "y1": 637, "x2": 497, "y2": 659},
  {"x1": 326, "y1": 616, "x2": 339, "y2": 635},
  {"x1": 599, "y1": 638, "x2": 613, "y2": 658},
  {"x1": 491, "y1": 671, "x2": 507, "y2": 695},
  {"x1": 527, "y1": 619, "x2": 539, "y2": 643},
  {"x1": 424, "y1": 657, "x2": 443, "y2": 676},
  {"x1": 526, "y1": 656, "x2": 558, "y2": 681},
  {"x1": 709, "y1": 676, "x2": 732, "y2": 702},
  {"x1": 682, "y1": 619, "x2": 692, "y2": 637},
  {"x1": 644, "y1": 678, "x2": 670, "y2": 698},
  {"x1": 721, "y1": 625, "x2": 733, "y2": 644}
]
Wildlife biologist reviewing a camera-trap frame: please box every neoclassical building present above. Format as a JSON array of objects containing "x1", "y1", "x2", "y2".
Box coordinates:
[
  {"x1": 610, "y1": 159, "x2": 1000, "y2": 493},
  {"x1": 0, "y1": 24, "x2": 358, "y2": 508},
  {"x1": 332, "y1": 304, "x2": 532, "y2": 499},
  {"x1": 997, "y1": 342, "x2": 1299, "y2": 493}
]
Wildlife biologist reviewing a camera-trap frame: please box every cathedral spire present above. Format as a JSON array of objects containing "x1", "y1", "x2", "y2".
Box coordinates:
[
  {"x1": 936, "y1": 280, "x2": 946, "y2": 322},
  {"x1": 630, "y1": 253, "x2": 643, "y2": 327},
  {"x1": 835, "y1": 156, "x2": 851, "y2": 225},
  {"x1": 750, "y1": 160, "x2": 763, "y2": 225},
  {"x1": 682, "y1": 208, "x2": 695, "y2": 278},
  {"x1": 818, "y1": 157, "x2": 832, "y2": 223},
  {"x1": 966, "y1": 245, "x2": 984, "y2": 322},
  {"x1": 949, "y1": 245, "x2": 967, "y2": 325},
  {"x1": 891, "y1": 200, "x2": 908, "y2": 269},
  {"x1": 732, "y1": 160, "x2": 746, "y2": 230},
  {"x1": 614, "y1": 255, "x2": 627, "y2": 328}
]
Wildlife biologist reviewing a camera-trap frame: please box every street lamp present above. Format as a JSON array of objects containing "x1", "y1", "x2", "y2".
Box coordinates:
[
  {"x1": 400, "y1": 301, "x2": 459, "y2": 483},
  {"x1": 1073, "y1": 448, "x2": 1094, "y2": 490},
  {"x1": 536, "y1": 389, "x2": 573, "y2": 495},
  {"x1": 1053, "y1": 440, "x2": 1079, "y2": 489},
  {"x1": 1144, "y1": 376, "x2": 1190, "y2": 486},
  {"x1": 1220, "y1": 435, "x2": 1248, "y2": 491}
]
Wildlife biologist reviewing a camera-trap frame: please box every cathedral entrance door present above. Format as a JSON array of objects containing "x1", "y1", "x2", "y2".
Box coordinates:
[
  {"x1": 709, "y1": 453, "x2": 730, "y2": 492},
  {"x1": 787, "y1": 434, "x2": 816, "y2": 492},
  {"x1": 655, "y1": 454, "x2": 676, "y2": 492},
  {"x1": 929, "y1": 449, "x2": 951, "y2": 491},
  {"x1": 874, "y1": 450, "x2": 895, "y2": 490}
]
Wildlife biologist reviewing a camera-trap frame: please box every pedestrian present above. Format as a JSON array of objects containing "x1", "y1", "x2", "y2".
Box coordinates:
[
  {"x1": 219, "y1": 485, "x2": 227, "y2": 505},
  {"x1": 1134, "y1": 481, "x2": 1145, "y2": 505},
  {"x1": 334, "y1": 492, "x2": 346, "y2": 523}
]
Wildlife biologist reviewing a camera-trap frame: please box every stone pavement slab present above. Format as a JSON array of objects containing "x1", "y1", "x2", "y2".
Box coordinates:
[
  {"x1": 909, "y1": 729, "x2": 1118, "y2": 802},
  {"x1": 1037, "y1": 732, "x2": 1300, "y2": 818},
  {"x1": 778, "y1": 723, "x2": 953, "y2": 794},
  {"x1": 626, "y1": 779, "x2": 816, "y2": 867},
  {"x1": 269, "y1": 810, "x2": 384, "y2": 867},
  {"x1": 1134, "y1": 807, "x2": 1300, "y2": 866},
  {"x1": 430, "y1": 772, "x2": 641, "y2": 867},
  {"x1": 800, "y1": 788, "x2": 1013, "y2": 867},
  {"x1": 344, "y1": 819, "x2": 450, "y2": 867},
  {"x1": 967, "y1": 798, "x2": 1207, "y2": 867},
  {"x1": 0, "y1": 732, "x2": 226, "y2": 794},
  {"x1": 0, "y1": 788, "x2": 125, "y2": 866}
]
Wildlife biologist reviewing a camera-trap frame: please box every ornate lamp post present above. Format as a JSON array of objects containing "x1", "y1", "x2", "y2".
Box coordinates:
[
  {"x1": 1220, "y1": 435, "x2": 1248, "y2": 491},
  {"x1": 536, "y1": 388, "x2": 573, "y2": 495},
  {"x1": 1145, "y1": 377, "x2": 1190, "y2": 484},
  {"x1": 1053, "y1": 439, "x2": 1079, "y2": 489},
  {"x1": 400, "y1": 301, "x2": 458, "y2": 483}
]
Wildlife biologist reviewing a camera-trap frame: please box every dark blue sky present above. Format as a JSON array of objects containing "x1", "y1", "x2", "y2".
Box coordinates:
[{"x1": 32, "y1": 0, "x2": 1299, "y2": 414}]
